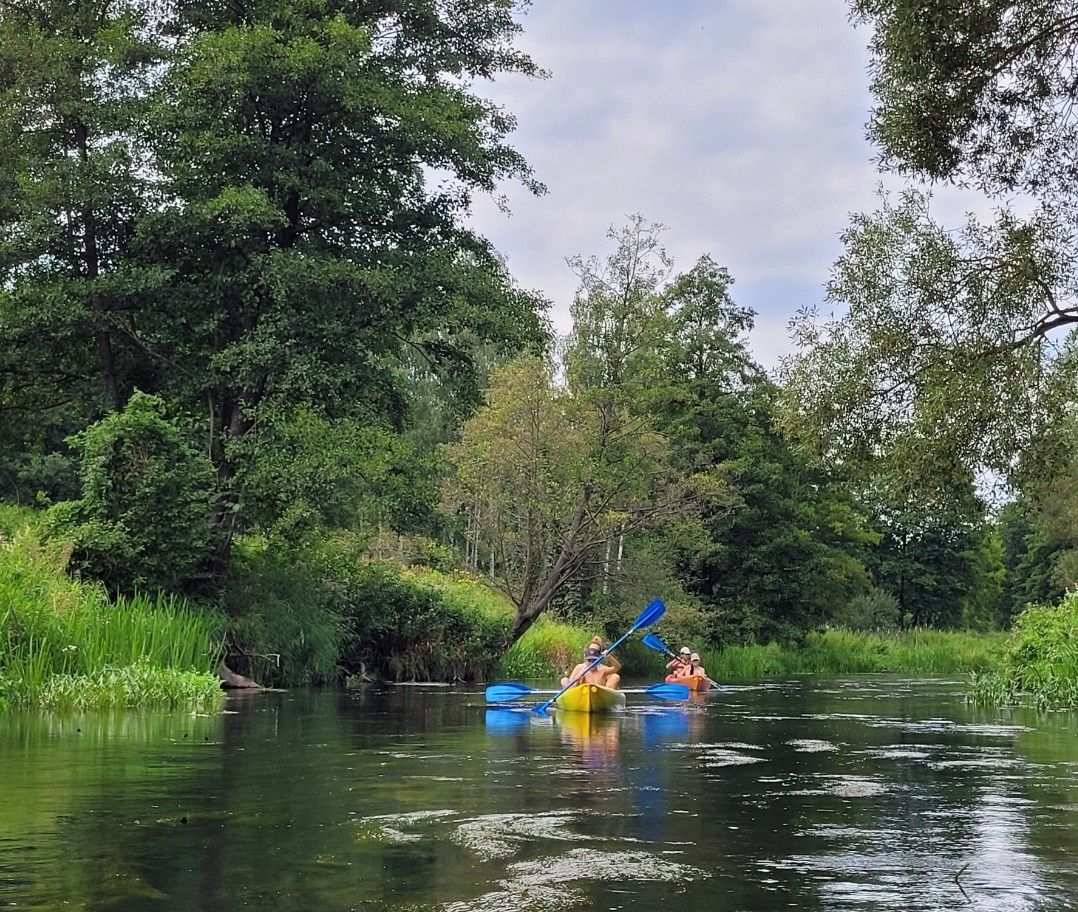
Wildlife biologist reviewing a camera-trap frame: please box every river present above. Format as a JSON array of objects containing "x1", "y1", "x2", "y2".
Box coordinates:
[{"x1": 1, "y1": 677, "x2": 1075, "y2": 911}]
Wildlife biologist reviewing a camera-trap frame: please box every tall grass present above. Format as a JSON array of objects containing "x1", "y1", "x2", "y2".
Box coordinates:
[
  {"x1": 0, "y1": 511, "x2": 224, "y2": 710},
  {"x1": 696, "y1": 628, "x2": 1006, "y2": 678},
  {"x1": 497, "y1": 623, "x2": 1005, "y2": 681},
  {"x1": 971, "y1": 592, "x2": 1078, "y2": 710}
]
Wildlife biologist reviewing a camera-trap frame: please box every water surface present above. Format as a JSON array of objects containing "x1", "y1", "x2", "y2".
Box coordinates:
[{"x1": 1, "y1": 678, "x2": 1075, "y2": 911}]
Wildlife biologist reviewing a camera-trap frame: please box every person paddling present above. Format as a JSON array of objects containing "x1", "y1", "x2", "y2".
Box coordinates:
[
  {"x1": 665, "y1": 646, "x2": 691, "y2": 681},
  {"x1": 561, "y1": 640, "x2": 622, "y2": 690}
]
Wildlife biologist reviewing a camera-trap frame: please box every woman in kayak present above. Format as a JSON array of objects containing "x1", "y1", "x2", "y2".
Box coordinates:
[
  {"x1": 666, "y1": 646, "x2": 691, "y2": 679},
  {"x1": 689, "y1": 652, "x2": 707, "y2": 679},
  {"x1": 560, "y1": 639, "x2": 621, "y2": 689}
]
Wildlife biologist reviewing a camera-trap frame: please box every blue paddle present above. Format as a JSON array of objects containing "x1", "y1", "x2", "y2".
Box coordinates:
[
  {"x1": 641, "y1": 632, "x2": 721, "y2": 690},
  {"x1": 532, "y1": 597, "x2": 667, "y2": 716},
  {"x1": 486, "y1": 681, "x2": 690, "y2": 703}
]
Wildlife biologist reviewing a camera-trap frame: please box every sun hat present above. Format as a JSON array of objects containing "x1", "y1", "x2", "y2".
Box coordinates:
[
  {"x1": 690, "y1": 652, "x2": 700, "y2": 661},
  {"x1": 679, "y1": 646, "x2": 691, "y2": 655}
]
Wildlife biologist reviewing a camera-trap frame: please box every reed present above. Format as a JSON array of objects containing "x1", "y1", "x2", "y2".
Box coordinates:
[
  {"x1": 0, "y1": 509, "x2": 224, "y2": 710},
  {"x1": 697, "y1": 628, "x2": 1006, "y2": 679}
]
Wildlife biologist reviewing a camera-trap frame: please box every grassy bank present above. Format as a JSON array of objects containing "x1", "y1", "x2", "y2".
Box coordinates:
[
  {"x1": 498, "y1": 622, "x2": 1006, "y2": 681},
  {"x1": 697, "y1": 627, "x2": 1007, "y2": 678},
  {"x1": 971, "y1": 592, "x2": 1078, "y2": 710},
  {"x1": 0, "y1": 507, "x2": 224, "y2": 711}
]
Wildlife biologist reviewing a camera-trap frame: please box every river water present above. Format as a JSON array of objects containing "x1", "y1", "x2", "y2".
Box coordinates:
[{"x1": 1, "y1": 678, "x2": 1075, "y2": 911}]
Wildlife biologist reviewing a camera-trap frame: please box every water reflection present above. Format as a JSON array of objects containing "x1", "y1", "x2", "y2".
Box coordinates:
[{"x1": 0, "y1": 680, "x2": 1074, "y2": 912}]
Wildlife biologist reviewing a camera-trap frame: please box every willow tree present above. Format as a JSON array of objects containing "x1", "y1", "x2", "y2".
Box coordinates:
[
  {"x1": 444, "y1": 355, "x2": 686, "y2": 645},
  {"x1": 783, "y1": 2, "x2": 1078, "y2": 496}
]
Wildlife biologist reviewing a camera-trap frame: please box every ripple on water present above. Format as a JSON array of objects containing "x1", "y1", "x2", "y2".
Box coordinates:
[
  {"x1": 353, "y1": 809, "x2": 457, "y2": 843},
  {"x1": 787, "y1": 739, "x2": 837, "y2": 753},
  {"x1": 452, "y1": 812, "x2": 604, "y2": 861},
  {"x1": 440, "y1": 848, "x2": 706, "y2": 912},
  {"x1": 788, "y1": 775, "x2": 891, "y2": 798}
]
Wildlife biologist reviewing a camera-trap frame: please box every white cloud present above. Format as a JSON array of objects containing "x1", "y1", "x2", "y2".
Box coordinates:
[{"x1": 467, "y1": 0, "x2": 998, "y2": 365}]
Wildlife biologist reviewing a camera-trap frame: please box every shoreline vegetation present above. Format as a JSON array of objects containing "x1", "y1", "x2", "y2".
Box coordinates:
[
  {"x1": 1, "y1": 504, "x2": 1072, "y2": 711},
  {"x1": 0, "y1": 507, "x2": 223, "y2": 712}
]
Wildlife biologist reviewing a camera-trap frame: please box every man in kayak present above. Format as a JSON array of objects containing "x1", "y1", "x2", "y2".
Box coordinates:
[{"x1": 560, "y1": 640, "x2": 622, "y2": 689}]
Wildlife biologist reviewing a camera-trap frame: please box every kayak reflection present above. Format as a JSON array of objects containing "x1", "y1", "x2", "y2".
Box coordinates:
[{"x1": 556, "y1": 711, "x2": 623, "y2": 782}]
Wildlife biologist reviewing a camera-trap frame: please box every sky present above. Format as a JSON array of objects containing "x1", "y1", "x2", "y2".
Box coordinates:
[{"x1": 465, "y1": 0, "x2": 980, "y2": 370}]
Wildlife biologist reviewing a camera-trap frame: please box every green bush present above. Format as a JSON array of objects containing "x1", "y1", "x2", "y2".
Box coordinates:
[
  {"x1": 335, "y1": 563, "x2": 512, "y2": 682},
  {"x1": 44, "y1": 392, "x2": 216, "y2": 594},
  {"x1": 971, "y1": 591, "x2": 1078, "y2": 709},
  {"x1": 830, "y1": 588, "x2": 901, "y2": 630},
  {"x1": 225, "y1": 537, "x2": 515, "y2": 684},
  {"x1": 223, "y1": 536, "x2": 348, "y2": 687}
]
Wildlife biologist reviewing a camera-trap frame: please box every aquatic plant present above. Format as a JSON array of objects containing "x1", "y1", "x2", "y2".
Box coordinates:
[
  {"x1": 970, "y1": 591, "x2": 1078, "y2": 710},
  {"x1": 0, "y1": 507, "x2": 224, "y2": 710}
]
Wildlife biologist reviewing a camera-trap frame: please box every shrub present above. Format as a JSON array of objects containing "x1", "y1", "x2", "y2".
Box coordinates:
[
  {"x1": 44, "y1": 392, "x2": 216, "y2": 594},
  {"x1": 830, "y1": 588, "x2": 901, "y2": 630},
  {"x1": 971, "y1": 591, "x2": 1078, "y2": 709}
]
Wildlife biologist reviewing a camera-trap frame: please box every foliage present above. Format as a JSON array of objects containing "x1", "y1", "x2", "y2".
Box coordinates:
[
  {"x1": 865, "y1": 482, "x2": 1004, "y2": 629},
  {"x1": 971, "y1": 590, "x2": 1078, "y2": 710},
  {"x1": 222, "y1": 536, "x2": 349, "y2": 687},
  {"x1": 853, "y1": 0, "x2": 1078, "y2": 199},
  {"x1": 696, "y1": 627, "x2": 1005, "y2": 679},
  {"x1": 227, "y1": 405, "x2": 439, "y2": 540},
  {"x1": 0, "y1": 0, "x2": 547, "y2": 558},
  {"x1": 830, "y1": 587, "x2": 901, "y2": 631},
  {"x1": 783, "y1": 190, "x2": 1076, "y2": 495},
  {"x1": 226, "y1": 535, "x2": 515, "y2": 684},
  {"x1": 44, "y1": 392, "x2": 217, "y2": 594},
  {"x1": 0, "y1": 0, "x2": 164, "y2": 422},
  {"x1": 0, "y1": 508, "x2": 223, "y2": 710},
  {"x1": 335, "y1": 563, "x2": 512, "y2": 682},
  {"x1": 444, "y1": 353, "x2": 685, "y2": 644}
]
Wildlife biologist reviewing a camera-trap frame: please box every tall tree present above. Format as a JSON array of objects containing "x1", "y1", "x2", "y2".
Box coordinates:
[
  {"x1": 444, "y1": 355, "x2": 685, "y2": 644},
  {"x1": 135, "y1": 0, "x2": 546, "y2": 549},
  {"x1": 784, "y1": 2, "x2": 1078, "y2": 495},
  {"x1": 0, "y1": 0, "x2": 162, "y2": 492}
]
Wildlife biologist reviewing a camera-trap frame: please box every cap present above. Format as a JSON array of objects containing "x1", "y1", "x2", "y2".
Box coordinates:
[
  {"x1": 679, "y1": 646, "x2": 691, "y2": 655},
  {"x1": 690, "y1": 653, "x2": 700, "y2": 661},
  {"x1": 584, "y1": 645, "x2": 603, "y2": 658}
]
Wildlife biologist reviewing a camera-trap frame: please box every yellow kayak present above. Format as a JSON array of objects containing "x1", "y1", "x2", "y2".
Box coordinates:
[{"x1": 554, "y1": 683, "x2": 626, "y2": 714}]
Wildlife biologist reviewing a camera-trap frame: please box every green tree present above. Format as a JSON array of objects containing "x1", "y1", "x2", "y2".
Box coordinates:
[
  {"x1": 444, "y1": 355, "x2": 685, "y2": 644},
  {"x1": 0, "y1": 0, "x2": 164, "y2": 493},
  {"x1": 135, "y1": 0, "x2": 546, "y2": 546},
  {"x1": 784, "y1": 190, "x2": 1076, "y2": 495},
  {"x1": 46, "y1": 392, "x2": 216, "y2": 594},
  {"x1": 854, "y1": 0, "x2": 1078, "y2": 199},
  {"x1": 865, "y1": 483, "x2": 1002, "y2": 629},
  {"x1": 784, "y1": 3, "x2": 1078, "y2": 493}
]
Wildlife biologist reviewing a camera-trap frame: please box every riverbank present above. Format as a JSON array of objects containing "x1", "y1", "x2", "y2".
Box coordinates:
[
  {"x1": 498, "y1": 620, "x2": 1007, "y2": 680},
  {"x1": 971, "y1": 592, "x2": 1078, "y2": 710},
  {"x1": 0, "y1": 507, "x2": 223, "y2": 711}
]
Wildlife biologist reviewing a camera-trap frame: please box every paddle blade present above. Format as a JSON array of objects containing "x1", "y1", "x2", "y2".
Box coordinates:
[
  {"x1": 485, "y1": 682, "x2": 534, "y2": 703},
  {"x1": 633, "y1": 598, "x2": 666, "y2": 631},
  {"x1": 641, "y1": 633, "x2": 671, "y2": 655},
  {"x1": 644, "y1": 683, "x2": 690, "y2": 700}
]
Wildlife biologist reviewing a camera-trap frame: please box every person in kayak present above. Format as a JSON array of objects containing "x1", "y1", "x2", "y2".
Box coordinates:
[
  {"x1": 666, "y1": 646, "x2": 691, "y2": 679},
  {"x1": 689, "y1": 652, "x2": 707, "y2": 679},
  {"x1": 560, "y1": 639, "x2": 622, "y2": 689}
]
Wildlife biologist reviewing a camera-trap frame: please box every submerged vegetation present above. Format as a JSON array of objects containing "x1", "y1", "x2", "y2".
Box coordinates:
[
  {"x1": 971, "y1": 592, "x2": 1078, "y2": 710},
  {"x1": 0, "y1": 507, "x2": 223, "y2": 711}
]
